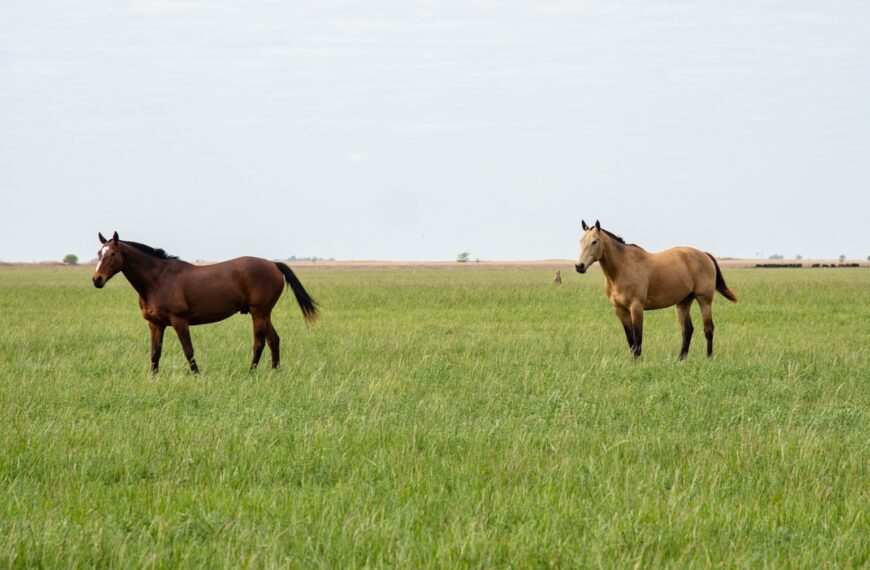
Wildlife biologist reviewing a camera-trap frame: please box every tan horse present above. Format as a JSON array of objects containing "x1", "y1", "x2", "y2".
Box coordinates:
[{"x1": 575, "y1": 220, "x2": 737, "y2": 360}]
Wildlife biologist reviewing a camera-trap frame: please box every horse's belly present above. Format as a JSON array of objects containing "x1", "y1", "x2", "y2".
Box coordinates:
[
  {"x1": 183, "y1": 293, "x2": 246, "y2": 325},
  {"x1": 189, "y1": 307, "x2": 241, "y2": 326},
  {"x1": 180, "y1": 277, "x2": 247, "y2": 324},
  {"x1": 644, "y1": 298, "x2": 681, "y2": 311},
  {"x1": 644, "y1": 284, "x2": 693, "y2": 310}
]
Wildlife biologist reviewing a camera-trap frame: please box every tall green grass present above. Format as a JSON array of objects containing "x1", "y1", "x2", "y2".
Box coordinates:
[{"x1": 1, "y1": 267, "x2": 869, "y2": 567}]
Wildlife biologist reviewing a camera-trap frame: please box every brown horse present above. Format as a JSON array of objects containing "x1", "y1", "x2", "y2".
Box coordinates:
[
  {"x1": 575, "y1": 220, "x2": 737, "y2": 360},
  {"x1": 92, "y1": 232, "x2": 318, "y2": 373}
]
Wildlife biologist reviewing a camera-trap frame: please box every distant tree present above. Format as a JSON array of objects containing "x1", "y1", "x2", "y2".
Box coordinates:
[
  {"x1": 63, "y1": 254, "x2": 78, "y2": 266},
  {"x1": 457, "y1": 252, "x2": 470, "y2": 263},
  {"x1": 768, "y1": 254, "x2": 783, "y2": 260},
  {"x1": 838, "y1": 254, "x2": 846, "y2": 264},
  {"x1": 795, "y1": 254, "x2": 802, "y2": 260}
]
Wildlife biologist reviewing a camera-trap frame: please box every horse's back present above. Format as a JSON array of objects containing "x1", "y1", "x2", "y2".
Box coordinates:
[
  {"x1": 192, "y1": 256, "x2": 277, "y2": 277},
  {"x1": 202, "y1": 256, "x2": 284, "y2": 296},
  {"x1": 645, "y1": 247, "x2": 716, "y2": 308},
  {"x1": 176, "y1": 257, "x2": 285, "y2": 323}
]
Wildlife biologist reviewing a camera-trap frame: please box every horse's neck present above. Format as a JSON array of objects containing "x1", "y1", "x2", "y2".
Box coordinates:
[
  {"x1": 121, "y1": 246, "x2": 165, "y2": 299},
  {"x1": 598, "y1": 238, "x2": 631, "y2": 283}
]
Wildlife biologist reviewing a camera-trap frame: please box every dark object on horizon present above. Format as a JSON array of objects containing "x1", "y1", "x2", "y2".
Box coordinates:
[{"x1": 553, "y1": 270, "x2": 562, "y2": 285}]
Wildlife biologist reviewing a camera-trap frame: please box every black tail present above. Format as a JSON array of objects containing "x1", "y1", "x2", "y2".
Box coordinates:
[
  {"x1": 275, "y1": 262, "x2": 319, "y2": 324},
  {"x1": 705, "y1": 253, "x2": 738, "y2": 303}
]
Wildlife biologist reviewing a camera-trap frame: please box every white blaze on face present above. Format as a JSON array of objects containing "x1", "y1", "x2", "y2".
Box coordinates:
[
  {"x1": 95, "y1": 244, "x2": 110, "y2": 272},
  {"x1": 576, "y1": 231, "x2": 600, "y2": 269}
]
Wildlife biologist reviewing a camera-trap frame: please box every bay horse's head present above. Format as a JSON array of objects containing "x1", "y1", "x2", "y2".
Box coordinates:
[
  {"x1": 93, "y1": 231, "x2": 122, "y2": 288},
  {"x1": 575, "y1": 219, "x2": 602, "y2": 274}
]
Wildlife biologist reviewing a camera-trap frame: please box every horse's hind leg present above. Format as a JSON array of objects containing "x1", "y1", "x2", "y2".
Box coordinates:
[
  {"x1": 266, "y1": 320, "x2": 280, "y2": 369},
  {"x1": 250, "y1": 314, "x2": 269, "y2": 370},
  {"x1": 698, "y1": 296, "x2": 715, "y2": 359},
  {"x1": 675, "y1": 297, "x2": 694, "y2": 361}
]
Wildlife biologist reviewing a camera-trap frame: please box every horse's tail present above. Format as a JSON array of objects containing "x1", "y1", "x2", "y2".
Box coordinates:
[
  {"x1": 705, "y1": 253, "x2": 738, "y2": 303},
  {"x1": 275, "y1": 262, "x2": 319, "y2": 324}
]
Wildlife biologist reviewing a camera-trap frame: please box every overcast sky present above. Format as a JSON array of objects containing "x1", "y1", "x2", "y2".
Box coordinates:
[{"x1": 2, "y1": 0, "x2": 868, "y2": 262}]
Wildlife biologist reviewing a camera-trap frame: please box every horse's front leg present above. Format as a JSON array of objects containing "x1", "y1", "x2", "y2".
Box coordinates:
[
  {"x1": 613, "y1": 305, "x2": 634, "y2": 353},
  {"x1": 629, "y1": 303, "x2": 644, "y2": 359},
  {"x1": 171, "y1": 317, "x2": 199, "y2": 373},
  {"x1": 148, "y1": 321, "x2": 165, "y2": 373}
]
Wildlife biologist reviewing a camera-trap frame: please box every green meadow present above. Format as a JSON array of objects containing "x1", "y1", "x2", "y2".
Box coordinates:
[{"x1": 1, "y1": 266, "x2": 869, "y2": 567}]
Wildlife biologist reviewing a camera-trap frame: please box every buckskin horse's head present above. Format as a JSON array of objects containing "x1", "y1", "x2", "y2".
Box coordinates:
[
  {"x1": 93, "y1": 231, "x2": 122, "y2": 288},
  {"x1": 575, "y1": 219, "x2": 602, "y2": 274}
]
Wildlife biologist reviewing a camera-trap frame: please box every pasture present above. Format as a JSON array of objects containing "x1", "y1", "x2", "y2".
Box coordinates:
[{"x1": 1, "y1": 266, "x2": 869, "y2": 567}]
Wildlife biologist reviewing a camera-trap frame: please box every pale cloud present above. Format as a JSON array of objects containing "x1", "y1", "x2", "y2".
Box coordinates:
[{"x1": 346, "y1": 152, "x2": 371, "y2": 164}]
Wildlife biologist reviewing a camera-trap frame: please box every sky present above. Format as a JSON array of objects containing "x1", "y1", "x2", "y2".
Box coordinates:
[{"x1": 1, "y1": 0, "x2": 869, "y2": 262}]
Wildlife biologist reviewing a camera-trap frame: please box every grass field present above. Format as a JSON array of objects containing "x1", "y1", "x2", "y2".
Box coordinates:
[{"x1": 1, "y1": 266, "x2": 869, "y2": 567}]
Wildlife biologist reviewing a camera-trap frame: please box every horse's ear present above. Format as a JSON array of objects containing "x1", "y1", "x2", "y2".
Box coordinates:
[
  {"x1": 595, "y1": 220, "x2": 600, "y2": 231},
  {"x1": 99, "y1": 232, "x2": 107, "y2": 244},
  {"x1": 112, "y1": 231, "x2": 119, "y2": 244},
  {"x1": 581, "y1": 220, "x2": 589, "y2": 231}
]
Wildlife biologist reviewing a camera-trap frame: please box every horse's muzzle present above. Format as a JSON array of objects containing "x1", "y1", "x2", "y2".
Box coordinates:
[
  {"x1": 93, "y1": 276, "x2": 105, "y2": 288},
  {"x1": 575, "y1": 263, "x2": 586, "y2": 274}
]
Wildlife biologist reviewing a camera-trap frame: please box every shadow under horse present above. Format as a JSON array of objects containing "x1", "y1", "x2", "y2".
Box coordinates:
[
  {"x1": 575, "y1": 220, "x2": 737, "y2": 360},
  {"x1": 92, "y1": 232, "x2": 318, "y2": 373}
]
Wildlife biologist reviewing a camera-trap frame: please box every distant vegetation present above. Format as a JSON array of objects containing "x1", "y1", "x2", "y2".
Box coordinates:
[
  {"x1": 62, "y1": 254, "x2": 78, "y2": 265},
  {"x1": 285, "y1": 255, "x2": 335, "y2": 262},
  {"x1": 456, "y1": 252, "x2": 470, "y2": 263}
]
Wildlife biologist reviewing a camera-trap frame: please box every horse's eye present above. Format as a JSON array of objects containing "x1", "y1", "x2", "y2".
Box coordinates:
[{"x1": 591, "y1": 240, "x2": 598, "y2": 245}]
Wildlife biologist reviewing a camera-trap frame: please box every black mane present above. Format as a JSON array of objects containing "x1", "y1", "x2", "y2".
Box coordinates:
[
  {"x1": 122, "y1": 241, "x2": 179, "y2": 261},
  {"x1": 601, "y1": 229, "x2": 641, "y2": 249}
]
